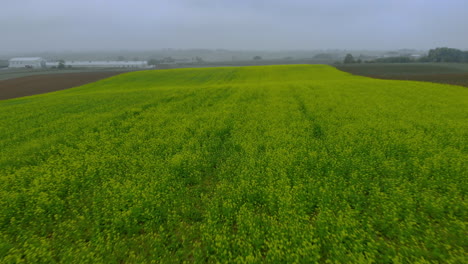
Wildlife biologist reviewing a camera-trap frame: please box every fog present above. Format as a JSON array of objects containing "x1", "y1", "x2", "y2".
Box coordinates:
[{"x1": 1, "y1": 0, "x2": 467, "y2": 53}]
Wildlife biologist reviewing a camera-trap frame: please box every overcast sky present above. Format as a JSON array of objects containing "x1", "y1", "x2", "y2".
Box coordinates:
[{"x1": 1, "y1": 0, "x2": 467, "y2": 52}]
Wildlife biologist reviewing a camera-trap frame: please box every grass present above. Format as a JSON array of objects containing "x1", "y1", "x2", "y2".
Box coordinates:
[
  {"x1": 0, "y1": 65, "x2": 467, "y2": 263},
  {"x1": 337, "y1": 63, "x2": 468, "y2": 87}
]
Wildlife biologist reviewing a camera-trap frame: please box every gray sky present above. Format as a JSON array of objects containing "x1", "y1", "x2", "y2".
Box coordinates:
[{"x1": 1, "y1": 0, "x2": 467, "y2": 52}]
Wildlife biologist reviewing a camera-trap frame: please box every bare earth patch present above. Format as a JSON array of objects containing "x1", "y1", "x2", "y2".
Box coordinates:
[
  {"x1": 336, "y1": 64, "x2": 468, "y2": 87},
  {"x1": 0, "y1": 72, "x2": 124, "y2": 100}
]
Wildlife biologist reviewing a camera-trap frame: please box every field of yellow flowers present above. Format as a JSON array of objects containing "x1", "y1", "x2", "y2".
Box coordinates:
[{"x1": 0, "y1": 65, "x2": 466, "y2": 263}]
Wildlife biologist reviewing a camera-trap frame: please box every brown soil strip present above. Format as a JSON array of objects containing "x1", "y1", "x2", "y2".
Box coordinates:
[
  {"x1": 362, "y1": 73, "x2": 468, "y2": 87},
  {"x1": 336, "y1": 66, "x2": 468, "y2": 88},
  {"x1": 0, "y1": 72, "x2": 124, "y2": 100}
]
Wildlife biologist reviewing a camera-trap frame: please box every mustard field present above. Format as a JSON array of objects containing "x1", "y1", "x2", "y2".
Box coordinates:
[{"x1": 0, "y1": 65, "x2": 466, "y2": 263}]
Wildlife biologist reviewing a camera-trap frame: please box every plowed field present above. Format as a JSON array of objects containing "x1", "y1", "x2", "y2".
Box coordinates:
[{"x1": 0, "y1": 72, "x2": 124, "y2": 100}]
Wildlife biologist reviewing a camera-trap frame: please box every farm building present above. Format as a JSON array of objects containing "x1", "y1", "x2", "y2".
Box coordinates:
[
  {"x1": 8, "y1": 57, "x2": 46, "y2": 68},
  {"x1": 46, "y1": 61, "x2": 149, "y2": 68}
]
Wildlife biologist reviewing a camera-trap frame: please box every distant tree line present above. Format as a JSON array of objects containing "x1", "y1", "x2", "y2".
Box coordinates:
[
  {"x1": 147, "y1": 56, "x2": 207, "y2": 66},
  {"x1": 343, "y1": 54, "x2": 362, "y2": 64},
  {"x1": 426, "y1": 47, "x2": 468, "y2": 63},
  {"x1": 343, "y1": 47, "x2": 468, "y2": 64},
  {"x1": 58, "y1": 60, "x2": 66, "y2": 69},
  {"x1": 313, "y1": 53, "x2": 334, "y2": 60},
  {"x1": 0, "y1": 60, "x2": 8, "y2": 68},
  {"x1": 374, "y1": 57, "x2": 412, "y2": 63},
  {"x1": 148, "y1": 57, "x2": 176, "y2": 66}
]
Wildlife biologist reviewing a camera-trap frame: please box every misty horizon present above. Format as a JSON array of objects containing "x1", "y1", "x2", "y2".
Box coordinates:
[{"x1": 1, "y1": 0, "x2": 468, "y2": 53}]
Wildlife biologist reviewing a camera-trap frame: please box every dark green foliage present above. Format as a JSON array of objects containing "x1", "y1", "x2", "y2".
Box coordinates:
[
  {"x1": 343, "y1": 54, "x2": 355, "y2": 64},
  {"x1": 195, "y1": 56, "x2": 204, "y2": 63},
  {"x1": 417, "y1": 56, "x2": 431, "y2": 62},
  {"x1": 463, "y1": 51, "x2": 468, "y2": 62},
  {"x1": 147, "y1": 58, "x2": 159, "y2": 66},
  {"x1": 428, "y1": 47, "x2": 465, "y2": 62},
  {"x1": 58, "y1": 60, "x2": 66, "y2": 69}
]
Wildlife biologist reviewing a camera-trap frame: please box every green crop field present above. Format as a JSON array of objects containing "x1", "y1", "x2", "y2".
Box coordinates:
[{"x1": 0, "y1": 65, "x2": 466, "y2": 263}]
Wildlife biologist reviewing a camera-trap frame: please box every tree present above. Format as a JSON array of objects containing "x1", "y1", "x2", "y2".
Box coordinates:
[
  {"x1": 58, "y1": 60, "x2": 66, "y2": 69},
  {"x1": 147, "y1": 59, "x2": 160, "y2": 66},
  {"x1": 253, "y1": 56, "x2": 262, "y2": 60},
  {"x1": 417, "y1": 56, "x2": 431, "y2": 62},
  {"x1": 463, "y1": 51, "x2": 468, "y2": 63},
  {"x1": 428, "y1": 47, "x2": 463, "y2": 62},
  {"x1": 343, "y1": 54, "x2": 355, "y2": 64},
  {"x1": 117, "y1": 56, "x2": 126, "y2": 61},
  {"x1": 195, "y1": 56, "x2": 204, "y2": 64}
]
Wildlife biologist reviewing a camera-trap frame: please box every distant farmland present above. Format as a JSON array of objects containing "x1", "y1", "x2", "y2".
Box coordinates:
[
  {"x1": 0, "y1": 65, "x2": 466, "y2": 263},
  {"x1": 0, "y1": 72, "x2": 125, "y2": 100},
  {"x1": 337, "y1": 63, "x2": 468, "y2": 87},
  {"x1": 0, "y1": 67, "x2": 134, "y2": 81}
]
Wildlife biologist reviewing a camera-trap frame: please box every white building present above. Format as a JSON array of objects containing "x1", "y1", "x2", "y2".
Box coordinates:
[
  {"x1": 46, "y1": 61, "x2": 149, "y2": 68},
  {"x1": 8, "y1": 57, "x2": 46, "y2": 68}
]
